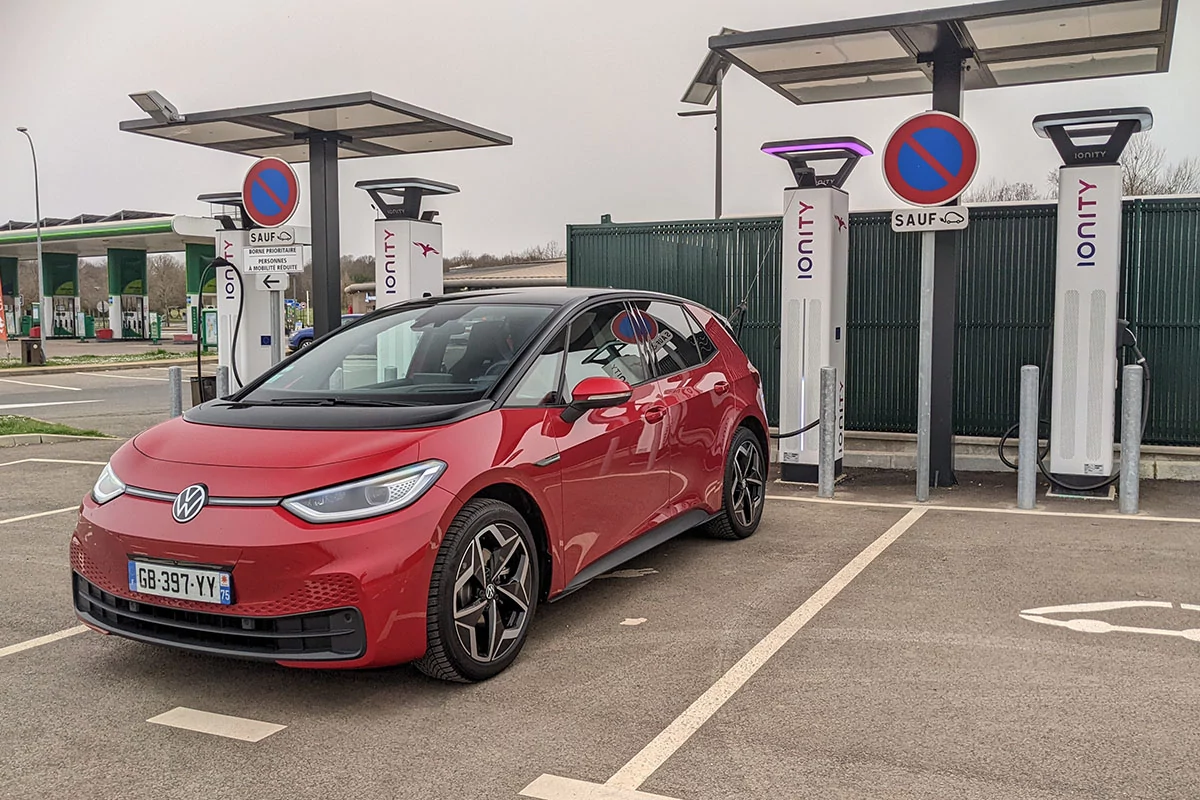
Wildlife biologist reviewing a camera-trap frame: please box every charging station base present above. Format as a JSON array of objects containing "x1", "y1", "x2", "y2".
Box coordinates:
[
  {"x1": 779, "y1": 460, "x2": 844, "y2": 485},
  {"x1": 1046, "y1": 479, "x2": 1116, "y2": 501}
]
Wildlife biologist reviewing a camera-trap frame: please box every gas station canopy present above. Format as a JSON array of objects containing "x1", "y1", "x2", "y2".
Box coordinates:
[
  {"x1": 709, "y1": 0, "x2": 1178, "y2": 105},
  {"x1": 118, "y1": 91, "x2": 513, "y2": 162},
  {"x1": 0, "y1": 213, "x2": 218, "y2": 260}
]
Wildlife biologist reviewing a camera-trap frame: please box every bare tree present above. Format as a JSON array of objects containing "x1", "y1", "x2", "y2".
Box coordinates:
[
  {"x1": 1045, "y1": 136, "x2": 1200, "y2": 198},
  {"x1": 147, "y1": 254, "x2": 186, "y2": 315},
  {"x1": 964, "y1": 178, "x2": 1044, "y2": 203}
]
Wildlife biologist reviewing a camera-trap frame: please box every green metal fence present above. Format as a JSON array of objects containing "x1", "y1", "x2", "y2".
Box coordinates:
[{"x1": 567, "y1": 197, "x2": 1200, "y2": 446}]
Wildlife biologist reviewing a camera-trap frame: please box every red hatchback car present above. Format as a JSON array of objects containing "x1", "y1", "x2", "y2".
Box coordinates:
[{"x1": 72, "y1": 289, "x2": 769, "y2": 681}]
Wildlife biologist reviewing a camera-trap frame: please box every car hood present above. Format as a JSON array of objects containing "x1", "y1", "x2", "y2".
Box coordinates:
[{"x1": 121, "y1": 417, "x2": 434, "y2": 497}]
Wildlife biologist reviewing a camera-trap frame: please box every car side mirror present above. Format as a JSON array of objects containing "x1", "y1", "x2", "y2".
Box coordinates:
[{"x1": 561, "y1": 376, "x2": 632, "y2": 424}]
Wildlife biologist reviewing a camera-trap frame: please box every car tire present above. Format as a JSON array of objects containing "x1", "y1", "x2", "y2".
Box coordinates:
[
  {"x1": 297, "y1": 339, "x2": 312, "y2": 349},
  {"x1": 414, "y1": 498, "x2": 539, "y2": 682},
  {"x1": 703, "y1": 426, "x2": 766, "y2": 540}
]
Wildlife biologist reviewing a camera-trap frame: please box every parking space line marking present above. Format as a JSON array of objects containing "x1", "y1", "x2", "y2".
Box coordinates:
[
  {"x1": 75, "y1": 371, "x2": 167, "y2": 382},
  {"x1": 521, "y1": 774, "x2": 682, "y2": 800},
  {"x1": 0, "y1": 378, "x2": 82, "y2": 391},
  {"x1": 0, "y1": 458, "x2": 108, "y2": 468},
  {"x1": 765, "y1": 494, "x2": 1200, "y2": 525},
  {"x1": 594, "y1": 507, "x2": 927, "y2": 792},
  {"x1": 0, "y1": 400, "x2": 102, "y2": 411},
  {"x1": 147, "y1": 707, "x2": 286, "y2": 742},
  {"x1": 0, "y1": 507, "x2": 77, "y2": 526},
  {"x1": 0, "y1": 626, "x2": 87, "y2": 659}
]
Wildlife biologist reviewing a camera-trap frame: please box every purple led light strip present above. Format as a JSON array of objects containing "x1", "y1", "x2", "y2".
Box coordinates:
[{"x1": 762, "y1": 140, "x2": 873, "y2": 157}]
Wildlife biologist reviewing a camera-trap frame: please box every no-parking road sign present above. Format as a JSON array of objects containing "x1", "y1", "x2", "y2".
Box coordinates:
[
  {"x1": 883, "y1": 111, "x2": 979, "y2": 208},
  {"x1": 242, "y1": 157, "x2": 301, "y2": 228}
]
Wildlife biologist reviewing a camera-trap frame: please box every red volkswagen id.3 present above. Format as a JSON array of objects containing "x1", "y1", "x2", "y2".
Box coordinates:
[{"x1": 72, "y1": 289, "x2": 768, "y2": 681}]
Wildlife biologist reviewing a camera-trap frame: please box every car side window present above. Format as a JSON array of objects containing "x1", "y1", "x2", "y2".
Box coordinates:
[
  {"x1": 683, "y1": 305, "x2": 718, "y2": 360},
  {"x1": 562, "y1": 302, "x2": 650, "y2": 400},
  {"x1": 632, "y1": 301, "x2": 705, "y2": 377},
  {"x1": 506, "y1": 328, "x2": 567, "y2": 407}
]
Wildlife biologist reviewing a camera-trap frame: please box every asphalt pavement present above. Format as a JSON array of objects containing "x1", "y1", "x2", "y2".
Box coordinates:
[
  {"x1": 2, "y1": 431, "x2": 1199, "y2": 799},
  {"x1": 0, "y1": 364, "x2": 214, "y2": 438}
]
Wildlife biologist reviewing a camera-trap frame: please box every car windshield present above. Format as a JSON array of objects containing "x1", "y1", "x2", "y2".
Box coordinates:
[{"x1": 245, "y1": 301, "x2": 554, "y2": 407}]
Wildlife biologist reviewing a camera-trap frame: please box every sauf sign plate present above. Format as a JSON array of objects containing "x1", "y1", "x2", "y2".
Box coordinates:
[{"x1": 891, "y1": 206, "x2": 969, "y2": 232}]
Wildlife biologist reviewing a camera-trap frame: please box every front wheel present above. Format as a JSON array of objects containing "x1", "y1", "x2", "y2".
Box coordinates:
[
  {"x1": 703, "y1": 426, "x2": 766, "y2": 540},
  {"x1": 415, "y1": 498, "x2": 539, "y2": 682}
]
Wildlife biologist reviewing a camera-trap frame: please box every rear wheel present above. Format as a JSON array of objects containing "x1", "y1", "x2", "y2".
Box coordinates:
[
  {"x1": 414, "y1": 498, "x2": 538, "y2": 682},
  {"x1": 703, "y1": 426, "x2": 766, "y2": 540}
]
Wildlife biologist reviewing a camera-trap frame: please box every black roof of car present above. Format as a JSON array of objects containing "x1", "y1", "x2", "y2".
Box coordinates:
[{"x1": 417, "y1": 286, "x2": 703, "y2": 308}]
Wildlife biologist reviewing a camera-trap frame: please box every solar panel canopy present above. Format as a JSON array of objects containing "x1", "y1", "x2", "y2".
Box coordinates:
[
  {"x1": 119, "y1": 92, "x2": 512, "y2": 162},
  {"x1": 708, "y1": 0, "x2": 1178, "y2": 105}
]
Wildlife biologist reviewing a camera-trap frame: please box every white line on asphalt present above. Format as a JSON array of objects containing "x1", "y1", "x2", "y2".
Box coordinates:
[
  {"x1": 0, "y1": 507, "x2": 77, "y2": 526},
  {"x1": 0, "y1": 400, "x2": 102, "y2": 411},
  {"x1": 76, "y1": 371, "x2": 167, "y2": 382},
  {"x1": 521, "y1": 775, "x2": 682, "y2": 800},
  {"x1": 523, "y1": 507, "x2": 928, "y2": 799},
  {"x1": 765, "y1": 494, "x2": 1200, "y2": 525},
  {"x1": 0, "y1": 458, "x2": 108, "y2": 468},
  {"x1": 0, "y1": 626, "x2": 87, "y2": 659},
  {"x1": 0, "y1": 378, "x2": 82, "y2": 392},
  {"x1": 147, "y1": 707, "x2": 286, "y2": 742}
]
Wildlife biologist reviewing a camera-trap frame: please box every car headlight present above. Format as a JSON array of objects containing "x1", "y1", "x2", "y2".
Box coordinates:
[
  {"x1": 92, "y1": 463, "x2": 126, "y2": 505},
  {"x1": 281, "y1": 460, "x2": 446, "y2": 523}
]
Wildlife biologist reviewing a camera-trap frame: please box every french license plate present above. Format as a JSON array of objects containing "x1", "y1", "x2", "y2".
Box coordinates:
[{"x1": 127, "y1": 561, "x2": 231, "y2": 605}]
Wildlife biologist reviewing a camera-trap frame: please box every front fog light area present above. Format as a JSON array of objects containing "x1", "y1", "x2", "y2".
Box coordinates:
[{"x1": 282, "y1": 460, "x2": 446, "y2": 523}]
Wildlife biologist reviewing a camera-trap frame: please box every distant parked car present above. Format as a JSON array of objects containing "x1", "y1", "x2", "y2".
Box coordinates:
[{"x1": 288, "y1": 314, "x2": 362, "y2": 353}]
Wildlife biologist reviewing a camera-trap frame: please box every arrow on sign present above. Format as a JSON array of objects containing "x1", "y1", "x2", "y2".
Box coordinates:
[{"x1": 252, "y1": 272, "x2": 290, "y2": 292}]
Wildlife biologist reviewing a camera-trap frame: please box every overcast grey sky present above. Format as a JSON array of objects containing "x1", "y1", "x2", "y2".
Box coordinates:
[{"x1": 2, "y1": 0, "x2": 1196, "y2": 259}]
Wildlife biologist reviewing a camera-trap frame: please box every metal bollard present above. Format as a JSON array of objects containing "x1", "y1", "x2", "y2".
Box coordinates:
[
  {"x1": 1017, "y1": 365, "x2": 1039, "y2": 509},
  {"x1": 1119, "y1": 364, "x2": 1143, "y2": 515},
  {"x1": 168, "y1": 366, "x2": 183, "y2": 418},
  {"x1": 818, "y1": 365, "x2": 837, "y2": 499},
  {"x1": 216, "y1": 365, "x2": 230, "y2": 399}
]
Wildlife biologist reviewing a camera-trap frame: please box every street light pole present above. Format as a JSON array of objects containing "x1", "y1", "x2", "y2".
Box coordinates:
[
  {"x1": 15, "y1": 127, "x2": 47, "y2": 352},
  {"x1": 714, "y1": 66, "x2": 724, "y2": 220}
]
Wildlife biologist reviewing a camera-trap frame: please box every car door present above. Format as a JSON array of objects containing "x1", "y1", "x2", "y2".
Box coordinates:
[
  {"x1": 632, "y1": 299, "x2": 732, "y2": 515},
  {"x1": 544, "y1": 301, "x2": 670, "y2": 580}
]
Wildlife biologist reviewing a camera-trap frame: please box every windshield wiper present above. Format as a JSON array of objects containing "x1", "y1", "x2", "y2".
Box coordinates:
[{"x1": 224, "y1": 397, "x2": 414, "y2": 408}]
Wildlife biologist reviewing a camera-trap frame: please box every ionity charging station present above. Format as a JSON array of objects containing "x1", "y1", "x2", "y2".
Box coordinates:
[
  {"x1": 208, "y1": 157, "x2": 310, "y2": 392},
  {"x1": 1034, "y1": 107, "x2": 1153, "y2": 488},
  {"x1": 355, "y1": 178, "x2": 460, "y2": 310},
  {"x1": 762, "y1": 137, "x2": 872, "y2": 483}
]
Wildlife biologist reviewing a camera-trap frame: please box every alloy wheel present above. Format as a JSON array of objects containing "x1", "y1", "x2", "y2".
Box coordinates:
[
  {"x1": 452, "y1": 522, "x2": 533, "y2": 663},
  {"x1": 730, "y1": 440, "x2": 765, "y2": 528}
]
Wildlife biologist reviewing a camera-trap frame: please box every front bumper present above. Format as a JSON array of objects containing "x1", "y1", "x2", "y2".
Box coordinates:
[
  {"x1": 71, "y1": 484, "x2": 456, "y2": 668},
  {"x1": 73, "y1": 573, "x2": 366, "y2": 661}
]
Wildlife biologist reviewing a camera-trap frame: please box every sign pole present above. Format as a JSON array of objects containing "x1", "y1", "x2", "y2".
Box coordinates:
[
  {"x1": 916, "y1": 230, "x2": 935, "y2": 502},
  {"x1": 269, "y1": 290, "x2": 282, "y2": 365}
]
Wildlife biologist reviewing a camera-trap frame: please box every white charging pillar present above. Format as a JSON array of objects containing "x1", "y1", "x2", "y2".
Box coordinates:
[
  {"x1": 214, "y1": 229, "x2": 285, "y2": 392},
  {"x1": 373, "y1": 219, "x2": 444, "y2": 310},
  {"x1": 1035, "y1": 108, "x2": 1151, "y2": 483},
  {"x1": 763, "y1": 138, "x2": 871, "y2": 484}
]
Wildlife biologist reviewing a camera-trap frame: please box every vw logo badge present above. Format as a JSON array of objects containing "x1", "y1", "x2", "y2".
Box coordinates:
[{"x1": 172, "y1": 484, "x2": 209, "y2": 524}]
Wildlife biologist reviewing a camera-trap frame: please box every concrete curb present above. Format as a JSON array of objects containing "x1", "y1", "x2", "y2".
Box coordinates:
[
  {"x1": 0, "y1": 433, "x2": 117, "y2": 448},
  {"x1": 0, "y1": 356, "x2": 216, "y2": 377}
]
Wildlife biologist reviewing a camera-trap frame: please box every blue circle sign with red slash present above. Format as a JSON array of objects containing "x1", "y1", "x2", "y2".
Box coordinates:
[
  {"x1": 883, "y1": 111, "x2": 979, "y2": 207},
  {"x1": 241, "y1": 157, "x2": 301, "y2": 228},
  {"x1": 612, "y1": 309, "x2": 657, "y2": 344}
]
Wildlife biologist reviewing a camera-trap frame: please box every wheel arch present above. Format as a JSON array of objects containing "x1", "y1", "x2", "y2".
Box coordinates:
[{"x1": 469, "y1": 483, "x2": 554, "y2": 602}]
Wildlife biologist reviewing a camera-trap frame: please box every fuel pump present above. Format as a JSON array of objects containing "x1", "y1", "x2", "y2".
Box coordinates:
[
  {"x1": 998, "y1": 108, "x2": 1152, "y2": 494},
  {"x1": 762, "y1": 137, "x2": 872, "y2": 483}
]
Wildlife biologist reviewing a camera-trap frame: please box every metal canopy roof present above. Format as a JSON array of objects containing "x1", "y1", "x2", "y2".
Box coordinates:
[
  {"x1": 709, "y1": 0, "x2": 1178, "y2": 105},
  {"x1": 0, "y1": 215, "x2": 219, "y2": 260},
  {"x1": 118, "y1": 91, "x2": 513, "y2": 162}
]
